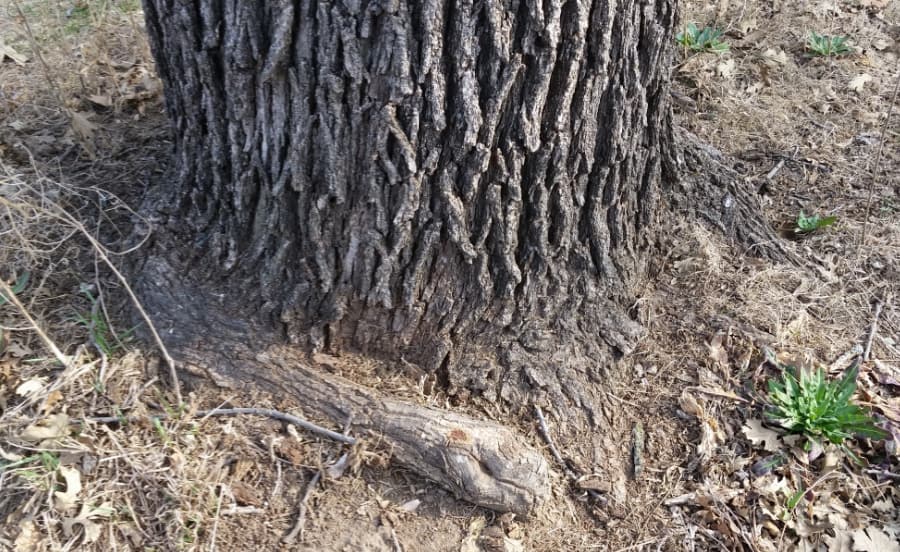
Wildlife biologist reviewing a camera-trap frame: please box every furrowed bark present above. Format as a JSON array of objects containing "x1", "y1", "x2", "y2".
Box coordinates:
[
  {"x1": 140, "y1": 0, "x2": 676, "y2": 383},
  {"x1": 137, "y1": 0, "x2": 679, "y2": 512}
]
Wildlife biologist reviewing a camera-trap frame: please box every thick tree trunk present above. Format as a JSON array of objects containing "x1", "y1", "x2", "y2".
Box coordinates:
[
  {"x1": 137, "y1": 0, "x2": 680, "y2": 512},
  {"x1": 141, "y1": 0, "x2": 676, "y2": 406}
]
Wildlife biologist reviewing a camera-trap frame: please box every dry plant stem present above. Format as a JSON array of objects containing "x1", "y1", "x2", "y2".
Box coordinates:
[
  {"x1": 534, "y1": 406, "x2": 573, "y2": 480},
  {"x1": 282, "y1": 470, "x2": 321, "y2": 545},
  {"x1": 47, "y1": 208, "x2": 182, "y2": 406},
  {"x1": 859, "y1": 66, "x2": 900, "y2": 248},
  {"x1": 10, "y1": 0, "x2": 65, "y2": 108},
  {"x1": 0, "y1": 279, "x2": 72, "y2": 371},
  {"x1": 863, "y1": 300, "x2": 883, "y2": 362},
  {"x1": 864, "y1": 469, "x2": 900, "y2": 481},
  {"x1": 283, "y1": 416, "x2": 352, "y2": 544},
  {"x1": 208, "y1": 478, "x2": 225, "y2": 552},
  {"x1": 85, "y1": 407, "x2": 357, "y2": 445}
]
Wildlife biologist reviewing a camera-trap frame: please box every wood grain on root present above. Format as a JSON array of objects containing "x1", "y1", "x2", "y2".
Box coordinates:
[
  {"x1": 669, "y1": 128, "x2": 800, "y2": 264},
  {"x1": 263, "y1": 349, "x2": 551, "y2": 515},
  {"x1": 197, "y1": 350, "x2": 550, "y2": 514},
  {"x1": 137, "y1": 257, "x2": 549, "y2": 515}
]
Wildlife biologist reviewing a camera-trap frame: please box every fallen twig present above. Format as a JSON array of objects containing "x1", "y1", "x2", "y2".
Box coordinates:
[
  {"x1": 282, "y1": 416, "x2": 354, "y2": 544},
  {"x1": 534, "y1": 406, "x2": 574, "y2": 480},
  {"x1": 863, "y1": 300, "x2": 884, "y2": 362},
  {"x1": 84, "y1": 407, "x2": 357, "y2": 446},
  {"x1": 534, "y1": 405, "x2": 606, "y2": 504},
  {"x1": 208, "y1": 478, "x2": 225, "y2": 552},
  {"x1": 865, "y1": 469, "x2": 900, "y2": 481},
  {"x1": 0, "y1": 278, "x2": 72, "y2": 371},
  {"x1": 765, "y1": 157, "x2": 786, "y2": 181},
  {"x1": 282, "y1": 470, "x2": 321, "y2": 544}
]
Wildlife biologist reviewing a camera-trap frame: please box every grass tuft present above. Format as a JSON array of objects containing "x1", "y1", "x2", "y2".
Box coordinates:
[
  {"x1": 676, "y1": 23, "x2": 729, "y2": 53},
  {"x1": 806, "y1": 32, "x2": 852, "y2": 56},
  {"x1": 766, "y1": 364, "x2": 887, "y2": 447}
]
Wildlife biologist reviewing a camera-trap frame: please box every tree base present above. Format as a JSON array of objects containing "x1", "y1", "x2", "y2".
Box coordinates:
[
  {"x1": 133, "y1": 126, "x2": 790, "y2": 515},
  {"x1": 136, "y1": 256, "x2": 550, "y2": 515}
]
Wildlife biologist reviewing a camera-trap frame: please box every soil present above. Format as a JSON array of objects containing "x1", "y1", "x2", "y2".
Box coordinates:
[{"x1": 0, "y1": 0, "x2": 898, "y2": 551}]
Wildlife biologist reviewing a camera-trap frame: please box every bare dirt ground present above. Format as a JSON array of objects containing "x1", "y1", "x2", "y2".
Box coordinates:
[{"x1": 1, "y1": 0, "x2": 898, "y2": 550}]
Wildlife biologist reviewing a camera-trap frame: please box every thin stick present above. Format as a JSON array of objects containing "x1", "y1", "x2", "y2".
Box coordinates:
[
  {"x1": 42, "y1": 206, "x2": 182, "y2": 406},
  {"x1": 282, "y1": 471, "x2": 321, "y2": 544},
  {"x1": 864, "y1": 469, "x2": 900, "y2": 481},
  {"x1": 208, "y1": 480, "x2": 225, "y2": 552},
  {"x1": 283, "y1": 415, "x2": 353, "y2": 544},
  {"x1": 534, "y1": 406, "x2": 573, "y2": 479},
  {"x1": 765, "y1": 158, "x2": 786, "y2": 181},
  {"x1": 863, "y1": 300, "x2": 884, "y2": 362},
  {"x1": 84, "y1": 407, "x2": 356, "y2": 446},
  {"x1": 0, "y1": 279, "x2": 71, "y2": 370}
]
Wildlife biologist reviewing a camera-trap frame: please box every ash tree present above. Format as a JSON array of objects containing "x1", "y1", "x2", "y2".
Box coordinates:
[{"x1": 137, "y1": 0, "x2": 777, "y2": 513}]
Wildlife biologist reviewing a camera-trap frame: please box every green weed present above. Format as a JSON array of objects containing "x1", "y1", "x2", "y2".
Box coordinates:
[
  {"x1": 71, "y1": 286, "x2": 135, "y2": 356},
  {"x1": 152, "y1": 417, "x2": 169, "y2": 444},
  {"x1": 807, "y1": 33, "x2": 851, "y2": 57},
  {"x1": 766, "y1": 364, "x2": 887, "y2": 448},
  {"x1": 0, "y1": 272, "x2": 30, "y2": 305},
  {"x1": 676, "y1": 23, "x2": 729, "y2": 53},
  {"x1": 795, "y1": 211, "x2": 837, "y2": 234}
]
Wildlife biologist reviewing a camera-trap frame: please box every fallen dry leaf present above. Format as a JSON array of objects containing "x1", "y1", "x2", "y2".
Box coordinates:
[
  {"x1": 41, "y1": 389, "x2": 64, "y2": 414},
  {"x1": 743, "y1": 419, "x2": 782, "y2": 451},
  {"x1": 852, "y1": 526, "x2": 899, "y2": 552},
  {"x1": 717, "y1": 59, "x2": 737, "y2": 79},
  {"x1": 762, "y1": 48, "x2": 789, "y2": 67},
  {"x1": 69, "y1": 111, "x2": 97, "y2": 141},
  {"x1": 230, "y1": 481, "x2": 262, "y2": 507},
  {"x1": 15, "y1": 377, "x2": 46, "y2": 397},
  {"x1": 0, "y1": 37, "x2": 28, "y2": 66},
  {"x1": 848, "y1": 74, "x2": 873, "y2": 94},
  {"x1": 87, "y1": 95, "x2": 113, "y2": 108},
  {"x1": 54, "y1": 465, "x2": 82, "y2": 512},
  {"x1": 62, "y1": 502, "x2": 114, "y2": 545},
  {"x1": 13, "y1": 520, "x2": 40, "y2": 552},
  {"x1": 679, "y1": 390, "x2": 724, "y2": 462},
  {"x1": 19, "y1": 413, "x2": 70, "y2": 442},
  {"x1": 858, "y1": 0, "x2": 889, "y2": 9}
]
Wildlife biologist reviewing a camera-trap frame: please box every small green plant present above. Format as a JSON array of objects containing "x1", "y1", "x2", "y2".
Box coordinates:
[
  {"x1": 807, "y1": 33, "x2": 851, "y2": 57},
  {"x1": 795, "y1": 211, "x2": 837, "y2": 234},
  {"x1": 0, "y1": 272, "x2": 30, "y2": 306},
  {"x1": 766, "y1": 364, "x2": 887, "y2": 448},
  {"x1": 152, "y1": 417, "x2": 170, "y2": 444},
  {"x1": 676, "y1": 23, "x2": 729, "y2": 53},
  {"x1": 71, "y1": 286, "x2": 135, "y2": 356}
]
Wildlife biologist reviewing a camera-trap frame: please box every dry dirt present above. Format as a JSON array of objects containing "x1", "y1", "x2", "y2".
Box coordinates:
[{"x1": 1, "y1": 0, "x2": 899, "y2": 551}]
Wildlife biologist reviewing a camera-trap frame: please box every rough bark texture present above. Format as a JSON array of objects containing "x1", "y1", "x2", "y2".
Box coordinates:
[
  {"x1": 137, "y1": 0, "x2": 686, "y2": 513},
  {"x1": 140, "y1": 0, "x2": 677, "y2": 413}
]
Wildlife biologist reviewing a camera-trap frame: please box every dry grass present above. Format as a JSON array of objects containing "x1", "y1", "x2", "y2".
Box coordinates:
[{"x1": 1, "y1": 0, "x2": 899, "y2": 550}]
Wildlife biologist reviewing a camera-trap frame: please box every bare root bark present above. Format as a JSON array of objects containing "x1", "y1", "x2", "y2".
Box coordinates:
[
  {"x1": 668, "y1": 128, "x2": 799, "y2": 264},
  {"x1": 137, "y1": 258, "x2": 548, "y2": 515}
]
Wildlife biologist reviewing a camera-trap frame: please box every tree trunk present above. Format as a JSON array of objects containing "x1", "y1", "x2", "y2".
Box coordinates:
[{"x1": 138, "y1": 0, "x2": 678, "y2": 512}]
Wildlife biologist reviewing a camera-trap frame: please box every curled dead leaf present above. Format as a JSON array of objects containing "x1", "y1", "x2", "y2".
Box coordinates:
[
  {"x1": 62, "y1": 502, "x2": 114, "y2": 545},
  {"x1": 19, "y1": 413, "x2": 69, "y2": 442},
  {"x1": 15, "y1": 377, "x2": 46, "y2": 397},
  {"x1": 54, "y1": 465, "x2": 82, "y2": 512},
  {"x1": 0, "y1": 37, "x2": 29, "y2": 66},
  {"x1": 742, "y1": 419, "x2": 782, "y2": 452},
  {"x1": 852, "y1": 526, "x2": 899, "y2": 552}
]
